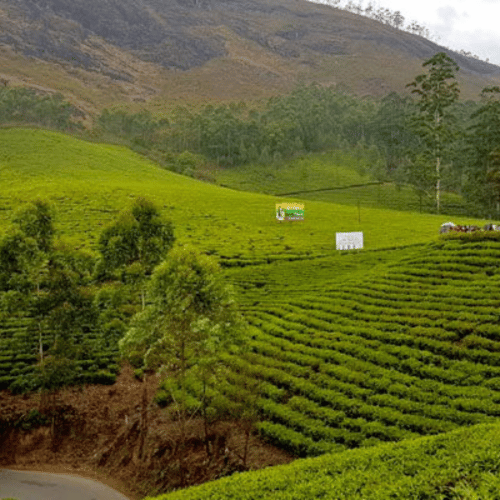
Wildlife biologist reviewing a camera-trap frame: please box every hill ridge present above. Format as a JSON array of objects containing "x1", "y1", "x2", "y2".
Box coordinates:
[{"x1": 1, "y1": 0, "x2": 499, "y2": 109}]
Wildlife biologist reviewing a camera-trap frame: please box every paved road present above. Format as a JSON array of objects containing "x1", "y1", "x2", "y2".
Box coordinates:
[{"x1": 0, "y1": 469, "x2": 132, "y2": 500}]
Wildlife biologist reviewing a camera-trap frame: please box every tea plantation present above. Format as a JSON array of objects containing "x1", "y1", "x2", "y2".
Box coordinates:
[
  {"x1": 2, "y1": 128, "x2": 500, "y2": 498},
  {"x1": 155, "y1": 235, "x2": 500, "y2": 457},
  {"x1": 0, "y1": 129, "x2": 484, "y2": 258},
  {"x1": 145, "y1": 421, "x2": 500, "y2": 500}
]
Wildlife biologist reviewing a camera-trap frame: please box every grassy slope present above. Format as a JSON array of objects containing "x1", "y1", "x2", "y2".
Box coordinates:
[
  {"x1": 2, "y1": 128, "x2": 500, "y2": 498},
  {"x1": 0, "y1": 129, "x2": 483, "y2": 259},
  {"x1": 146, "y1": 422, "x2": 500, "y2": 499},
  {"x1": 216, "y1": 150, "x2": 469, "y2": 215}
]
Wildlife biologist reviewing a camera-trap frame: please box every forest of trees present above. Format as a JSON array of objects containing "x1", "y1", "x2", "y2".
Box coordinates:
[{"x1": 95, "y1": 57, "x2": 500, "y2": 218}]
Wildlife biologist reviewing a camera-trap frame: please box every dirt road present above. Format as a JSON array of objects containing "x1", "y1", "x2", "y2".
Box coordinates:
[{"x1": 0, "y1": 468, "x2": 133, "y2": 500}]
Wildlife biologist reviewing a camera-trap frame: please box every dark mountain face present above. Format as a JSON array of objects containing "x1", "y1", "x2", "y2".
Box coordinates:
[
  {"x1": 1, "y1": 0, "x2": 226, "y2": 73},
  {"x1": 1, "y1": 0, "x2": 499, "y2": 77}
]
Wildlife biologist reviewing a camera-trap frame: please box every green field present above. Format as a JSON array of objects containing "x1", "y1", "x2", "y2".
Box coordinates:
[
  {"x1": 2, "y1": 128, "x2": 500, "y2": 499},
  {"x1": 216, "y1": 150, "x2": 469, "y2": 215}
]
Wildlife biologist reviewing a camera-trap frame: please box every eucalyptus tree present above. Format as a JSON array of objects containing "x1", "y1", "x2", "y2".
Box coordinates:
[
  {"x1": 465, "y1": 86, "x2": 500, "y2": 214},
  {"x1": 406, "y1": 52, "x2": 460, "y2": 213},
  {"x1": 119, "y1": 245, "x2": 245, "y2": 485}
]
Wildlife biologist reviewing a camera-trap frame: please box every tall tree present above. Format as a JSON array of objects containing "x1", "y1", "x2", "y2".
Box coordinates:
[
  {"x1": 119, "y1": 245, "x2": 245, "y2": 486},
  {"x1": 406, "y1": 52, "x2": 460, "y2": 212},
  {"x1": 465, "y1": 86, "x2": 500, "y2": 215}
]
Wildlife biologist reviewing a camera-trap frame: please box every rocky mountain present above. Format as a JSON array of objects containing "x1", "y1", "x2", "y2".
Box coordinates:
[{"x1": 0, "y1": 0, "x2": 499, "y2": 114}]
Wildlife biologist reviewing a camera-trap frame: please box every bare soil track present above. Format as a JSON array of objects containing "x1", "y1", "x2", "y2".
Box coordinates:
[{"x1": 0, "y1": 363, "x2": 293, "y2": 499}]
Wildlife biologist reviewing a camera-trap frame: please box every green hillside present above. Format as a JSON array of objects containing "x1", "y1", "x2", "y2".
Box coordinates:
[
  {"x1": 216, "y1": 150, "x2": 469, "y2": 215},
  {"x1": 0, "y1": 129, "x2": 484, "y2": 261},
  {"x1": 154, "y1": 235, "x2": 500, "y2": 459}
]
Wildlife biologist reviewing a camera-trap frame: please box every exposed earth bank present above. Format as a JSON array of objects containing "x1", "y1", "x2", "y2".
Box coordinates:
[{"x1": 0, "y1": 364, "x2": 293, "y2": 499}]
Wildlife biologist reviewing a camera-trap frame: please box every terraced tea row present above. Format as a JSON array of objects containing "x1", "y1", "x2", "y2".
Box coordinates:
[
  {"x1": 181, "y1": 238, "x2": 500, "y2": 456},
  {"x1": 0, "y1": 313, "x2": 120, "y2": 392}
]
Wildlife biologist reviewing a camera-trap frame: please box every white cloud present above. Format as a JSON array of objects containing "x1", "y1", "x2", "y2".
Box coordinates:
[
  {"x1": 436, "y1": 5, "x2": 458, "y2": 23},
  {"x1": 434, "y1": 6, "x2": 459, "y2": 35}
]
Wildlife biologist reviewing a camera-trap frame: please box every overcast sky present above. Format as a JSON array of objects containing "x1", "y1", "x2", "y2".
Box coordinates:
[{"x1": 313, "y1": 0, "x2": 500, "y2": 67}]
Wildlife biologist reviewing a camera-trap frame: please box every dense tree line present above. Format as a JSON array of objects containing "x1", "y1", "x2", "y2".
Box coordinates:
[
  {"x1": 0, "y1": 86, "x2": 84, "y2": 130},
  {"x1": 96, "y1": 85, "x2": 376, "y2": 169},
  {"x1": 94, "y1": 68, "x2": 500, "y2": 217}
]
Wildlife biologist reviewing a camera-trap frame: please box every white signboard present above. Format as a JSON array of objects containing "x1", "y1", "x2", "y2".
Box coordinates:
[{"x1": 336, "y1": 232, "x2": 363, "y2": 250}]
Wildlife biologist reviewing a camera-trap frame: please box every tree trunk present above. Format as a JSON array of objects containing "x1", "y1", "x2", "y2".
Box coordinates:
[
  {"x1": 138, "y1": 381, "x2": 148, "y2": 461},
  {"x1": 202, "y1": 379, "x2": 210, "y2": 457},
  {"x1": 179, "y1": 338, "x2": 186, "y2": 487},
  {"x1": 435, "y1": 110, "x2": 441, "y2": 214},
  {"x1": 242, "y1": 426, "x2": 250, "y2": 468},
  {"x1": 39, "y1": 326, "x2": 43, "y2": 362},
  {"x1": 436, "y1": 155, "x2": 441, "y2": 213},
  {"x1": 37, "y1": 283, "x2": 44, "y2": 362}
]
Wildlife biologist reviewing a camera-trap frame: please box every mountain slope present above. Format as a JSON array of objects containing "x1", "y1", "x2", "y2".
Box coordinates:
[{"x1": 0, "y1": 0, "x2": 499, "y2": 113}]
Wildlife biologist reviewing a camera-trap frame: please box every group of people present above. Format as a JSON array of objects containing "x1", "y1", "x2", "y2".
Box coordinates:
[{"x1": 439, "y1": 222, "x2": 499, "y2": 234}]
